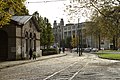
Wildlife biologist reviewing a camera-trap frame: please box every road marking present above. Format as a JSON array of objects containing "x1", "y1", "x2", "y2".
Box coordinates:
[
  {"x1": 69, "y1": 62, "x2": 89, "y2": 80},
  {"x1": 43, "y1": 61, "x2": 78, "y2": 80},
  {"x1": 43, "y1": 55, "x2": 90, "y2": 80}
]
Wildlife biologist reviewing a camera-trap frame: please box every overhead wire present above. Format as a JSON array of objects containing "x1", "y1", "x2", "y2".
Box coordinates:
[{"x1": 27, "y1": 0, "x2": 66, "y2": 3}]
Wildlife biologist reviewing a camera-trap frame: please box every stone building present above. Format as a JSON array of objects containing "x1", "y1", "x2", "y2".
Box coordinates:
[
  {"x1": 53, "y1": 19, "x2": 64, "y2": 45},
  {"x1": 53, "y1": 19, "x2": 111, "y2": 49},
  {"x1": 53, "y1": 19, "x2": 100, "y2": 48},
  {"x1": 0, "y1": 15, "x2": 41, "y2": 60}
]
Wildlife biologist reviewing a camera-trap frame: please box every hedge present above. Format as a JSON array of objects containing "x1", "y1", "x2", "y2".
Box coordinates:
[{"x1": 41, "y1": 48, "x2": 58, "y2": 56}]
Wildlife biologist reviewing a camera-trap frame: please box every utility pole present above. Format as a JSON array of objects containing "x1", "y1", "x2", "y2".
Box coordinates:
[
  {"x1": 78, "y1": 18, "x2": 82, "y2": 56},
  {"x1": 78, "y1": 19, "x2": 80, "y2": 56},
  {"x1": 80, "y1": 22, "x2": 82, "y2": 56}
]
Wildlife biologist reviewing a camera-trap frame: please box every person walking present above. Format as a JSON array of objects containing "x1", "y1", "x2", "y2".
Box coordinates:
[
  {"x1": 33, "y1": 50, "x2": 36, "y2": 60},
  {"x1": 62, "y1": 47, "x2": 65, "y2": 53},
  {"x1": 59, "y1": 48, "x2": 61, "y2": 54}
]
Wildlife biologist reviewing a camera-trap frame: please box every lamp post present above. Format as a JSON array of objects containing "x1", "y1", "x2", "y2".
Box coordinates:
[
  {"x1": 78, "y1": 18, "x2": 82, "y2": 56},
  {"x1": 80, "y1": 24, "x2": 82, "y2": 56}
]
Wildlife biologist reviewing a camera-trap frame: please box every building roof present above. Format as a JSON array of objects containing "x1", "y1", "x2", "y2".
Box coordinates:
[
  {"x1": 11, "y1": 15, "x2": 41, "y2": 32},
  {"x1": 11, "y1": 16, "x2": 32, "y2": 25}
]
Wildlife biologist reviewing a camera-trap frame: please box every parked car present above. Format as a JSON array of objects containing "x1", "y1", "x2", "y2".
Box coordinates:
[
  {"x1": 91, "y1": 48, "x2": 99, "y2": 52},
  {"x1": 72, "y1": 48, "x2": 77, "y2": 52},
  {"x1": 72, "y1": 48, "x2": 82, "y2": 52},
  {"x1": 101, "y1": 48, "x2": 104, "y2": 50},
  {"x1": 84, "y1": 48, "x2": 92, "y2": 52}
]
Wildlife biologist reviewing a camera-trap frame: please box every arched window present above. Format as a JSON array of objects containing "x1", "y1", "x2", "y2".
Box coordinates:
[
  {"x1": 25, "y1": 32, "x2": 28, "y2": 52},
  {"x1": 30, "y1": 33, "x2": 32, "y2": 48},
  {"x1": 34, "y1": 33, "x2": 36, "y2": 51}
]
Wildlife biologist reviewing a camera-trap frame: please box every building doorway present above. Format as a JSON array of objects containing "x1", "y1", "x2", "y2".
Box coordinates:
[{"x1": 0, "y1": 30, "x2": 8, "y2": 60}]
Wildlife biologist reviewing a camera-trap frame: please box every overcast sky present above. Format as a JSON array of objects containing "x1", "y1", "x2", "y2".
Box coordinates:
[
  {"x1": 25, "y1": 0, "x2": 68, "y2": 25},
  {"x1": 25, "y1": 0, "x2": 89, "y2": 26}
]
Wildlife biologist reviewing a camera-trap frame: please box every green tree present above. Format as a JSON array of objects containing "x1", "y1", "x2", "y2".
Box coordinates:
[
  {"x1": 65, "y1": 37, "x2": 72, "y2": 48},
  {"x1": 99, "y1": 6, "x2": 120, "y2": 49},
  {"x1": 38, "y1": 16, "x2": 54, "y2": 49},
  {"x1": 89, "y1": 5, "x2": 120, "y2": 50},
  {"x1": 85, "y1": 21, "x2": 102, "y2": 49},
  {"x1": 0, "y1": 0, "x2": 28, "y2": 27},
  {"x1": 65, "y1": 0, "x2": 119, "y2": 22},
  {"x1": 45, "y1": 19, "x2": 54, "y2": 49},
  {"x1": 66, "y1": 0, "x2": 119, "y2": 50},
  {"x1": 71, "y1": 34, "x2": 78, "y2": 48}
]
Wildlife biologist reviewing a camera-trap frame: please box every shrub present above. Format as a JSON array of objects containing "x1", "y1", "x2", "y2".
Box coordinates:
[{"x1": 41, "y1": 48, "x2": 58, "y2": 56}]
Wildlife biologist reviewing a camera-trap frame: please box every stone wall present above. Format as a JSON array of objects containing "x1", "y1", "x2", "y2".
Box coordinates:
[
  {"x1": 15, "y1": 20, "x2": 41, "y2": 60},
  {"x1": 2, "y1": 24, "x2": 16, "y2": 60}
]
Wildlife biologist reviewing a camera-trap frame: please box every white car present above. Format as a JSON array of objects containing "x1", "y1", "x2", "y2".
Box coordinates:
[
  {"x1": 91, "y1": 48, "x2": 99, "y2": 52},
  {"x1": 84, "y1": 48, "x2": 92, "y2": 52}
]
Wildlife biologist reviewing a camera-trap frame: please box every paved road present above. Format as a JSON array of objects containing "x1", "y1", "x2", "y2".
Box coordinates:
[{"x1": 0, "y1": 52, "x2": 120, "y2": 80}]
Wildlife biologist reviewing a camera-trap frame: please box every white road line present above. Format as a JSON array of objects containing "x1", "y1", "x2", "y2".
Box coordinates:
[
  {"x1": 43, "y1": 61, "x2": 78, "y2": 80},
  {"x1": 69, "y1": 62, "x2": 89, "y2": 80}
]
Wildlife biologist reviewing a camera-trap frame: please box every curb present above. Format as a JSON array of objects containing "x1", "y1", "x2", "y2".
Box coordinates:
[
  {"x1": 0, "y1": 54, "x2": 67, "y2": 69},
  {"x1": 98, "y1": 55, "x2": 120, "y2": 61},
  {"x1": 91, "y1": 53, "x2": 120, "y2": 61}
]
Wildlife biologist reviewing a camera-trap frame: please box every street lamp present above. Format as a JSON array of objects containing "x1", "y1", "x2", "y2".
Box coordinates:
[
  {"x1": 78, "y1": 18, "x2": 82, "y2": 56},
  {"x1": 80, "y1": 24, "x2": 83, "y2": 56}
]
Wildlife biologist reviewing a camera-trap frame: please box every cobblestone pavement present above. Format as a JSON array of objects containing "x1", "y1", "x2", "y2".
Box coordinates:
[
  {"x1": 0, "y1": 53, "x2": 67, "y2": 69},
  {"x1": 0, "y1": 52, "x2": 120, "y2": 80}
]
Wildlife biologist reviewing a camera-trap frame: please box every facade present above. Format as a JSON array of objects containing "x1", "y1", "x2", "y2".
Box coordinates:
[
  {"x1": 53, "y1": 19, "x2": 110, "y2": 49},
  {"x1": 53, "y1": 19, "x2": 64, "y2": 45},
  {"x1": 53, "y1": 19, "x2": 91, "y2": 48},
  {"x1": 0, "y1": 15, "x2": 41, "y2": 60}
]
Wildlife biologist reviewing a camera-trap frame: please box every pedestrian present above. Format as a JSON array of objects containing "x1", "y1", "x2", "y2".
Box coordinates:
[
  {"x1": 59, "y1": 48, "x2": 61, "y2": 54},
  {"x1": 62, "y1": 47, "x2": 65, "y2": 53},
  {"x1": 29, "y1": 48, "x2": 33, "y2": 59},
  {"x1": 33, "y1": 50, "x2": 36, "y2": 60}
]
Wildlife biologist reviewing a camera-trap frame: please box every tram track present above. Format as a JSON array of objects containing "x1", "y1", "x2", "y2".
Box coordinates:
[
  {"x1": 43, "y1": 55, "x2": 92, "y2": 80},
  {"x1": 43, "y1": 61, "x2": 79, "y2": 80}
]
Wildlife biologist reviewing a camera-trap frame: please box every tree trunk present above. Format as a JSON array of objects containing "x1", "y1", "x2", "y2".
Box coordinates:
[
  {"x1": 44, "y1": 45, "x2": 45, "y2": 49},
  {"x1": 113, "y1": 36, "x2": 116, "y2": 50},
  {"x1": 98, "y1": 34, "x2": 101, "y2": 50},
  {"x1": 115, "y1": 36, "x2": 118, "y2": 50}
]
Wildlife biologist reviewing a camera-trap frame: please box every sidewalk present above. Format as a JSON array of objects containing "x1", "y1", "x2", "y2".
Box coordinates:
[{"x1": 0, "y1": 53, "x2": 67, "y2": 69}]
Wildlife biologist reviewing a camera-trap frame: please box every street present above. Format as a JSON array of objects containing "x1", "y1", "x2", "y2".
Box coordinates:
[{"x1": 0, "y1": 52, "x2": 120, "y2": 80}]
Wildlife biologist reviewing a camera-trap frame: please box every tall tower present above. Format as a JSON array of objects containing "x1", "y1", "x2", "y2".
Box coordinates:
[
  {"x1": 53, "y1": 20, "x2": 57, "y2": 28},
  {"x1": 53, "y1": 20, "x2": 58, "y2": 43},
  {"x1": 60, "y1": 18, "x2": 64, "y2": 48},
  {"x1": 60, "y1": 18, "x2": 64, "y2": 26},
  {"x1": 52, "y1": 18, "x2": 65, "y2": 47}
]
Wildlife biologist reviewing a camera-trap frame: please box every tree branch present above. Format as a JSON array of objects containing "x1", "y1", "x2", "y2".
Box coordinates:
[{"x1": 90, "y1": 1, "x2": 106, "y2": 17}]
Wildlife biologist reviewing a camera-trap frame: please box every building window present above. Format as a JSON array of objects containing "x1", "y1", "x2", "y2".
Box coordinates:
[
  {"x1": 30, "y1": 33, "x2": 32, "y2": 48},
  {"x1": 34, "y1": 33, "x2": 36, "y2": 51},
  {"x1": 68, "y1": 26, "x2": 71, "y2": 30},
  {"x1": 25, "y1": 32, "x2": 28, "y2": 52},
  {"x1": 64, "y1": 27, "x2": 67, "y2": 30},
  {"x1": 72, "y1": 26, "x2": 75, "y2": 29}
]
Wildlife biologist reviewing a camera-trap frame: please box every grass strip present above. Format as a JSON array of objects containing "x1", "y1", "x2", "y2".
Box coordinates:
[
  {"x1": 97, "y1": 53, "x2": 120, "y2": 60},
  {"x1": 98, "y1": 50, "x2": 120, "y2": 53}
]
